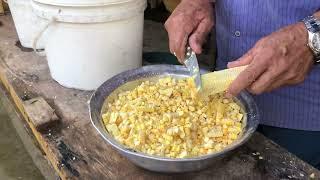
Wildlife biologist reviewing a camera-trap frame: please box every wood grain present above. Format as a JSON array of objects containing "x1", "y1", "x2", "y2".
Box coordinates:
[
  {"x1": 0, "y1": 1, "x2": 4, "y2": 14},
  {"x1": 23, "y1": 97, "x2": 59, "y2": 132}
]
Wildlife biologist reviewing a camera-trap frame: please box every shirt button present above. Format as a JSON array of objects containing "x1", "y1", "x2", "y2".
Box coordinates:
[{"x1": 235, "y1": 31, "x2": 241, "y2": 37}]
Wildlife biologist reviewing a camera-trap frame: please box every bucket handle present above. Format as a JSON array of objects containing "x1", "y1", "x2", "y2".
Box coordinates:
[{"x1": 32, "y1": 17, "x2": 56, "y2": 56}]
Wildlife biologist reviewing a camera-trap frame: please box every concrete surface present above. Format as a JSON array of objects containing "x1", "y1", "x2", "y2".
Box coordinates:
[{"x1": 0, "y1": 96, "x2": 44, "y2": 180}]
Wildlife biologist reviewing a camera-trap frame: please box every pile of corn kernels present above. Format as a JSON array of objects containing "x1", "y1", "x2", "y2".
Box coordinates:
[{"x1": 102, "y1": 77, "x2": 244, "y2": 158}]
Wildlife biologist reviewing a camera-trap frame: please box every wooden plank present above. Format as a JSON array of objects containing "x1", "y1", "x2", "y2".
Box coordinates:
[
  {"x1": 23, "y1": 97, "x2": 59, "y2": 132},
  {"x1": 0, "y1": 1, "x2": 4, "y2": 14},
  {"x1": 3, "y1": 0, "x2": 9, "y2": 12},
  {"x1": 0, "y1": 85, "x2": 59, "y2": 180},
  {"x1": 0, "y1": 59, "x2": 70, "y2": 179},
  {"x1": 0, "y1": 15, "x2": 319, "y2": 180}
]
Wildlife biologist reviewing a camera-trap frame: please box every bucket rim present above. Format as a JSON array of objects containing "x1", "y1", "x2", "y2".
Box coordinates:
[
  {"x1": 31, "y1": 0, "x2": 147, "y2": 23},
  {"x1": 32, "y1": 0, "x2": 137, "y2": 7}
]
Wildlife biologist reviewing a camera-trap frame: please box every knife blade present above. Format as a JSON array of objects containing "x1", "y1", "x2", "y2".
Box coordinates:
[{"x1": 184, "y1": 46, "x2": 202, "y2": 91}]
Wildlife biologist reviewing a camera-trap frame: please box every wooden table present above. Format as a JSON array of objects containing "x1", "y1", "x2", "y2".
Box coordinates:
[{"x1": 0, "y1": 15, "x2": 319, "y2": 180}]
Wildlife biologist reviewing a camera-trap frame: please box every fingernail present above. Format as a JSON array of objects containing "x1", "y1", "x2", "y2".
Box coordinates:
[
  {"x1": 225, "y1": 92, "x2": 233, "y2": 98},
  {"x1": 227, "y1": 61, "x2": 235, "y2": 67}
]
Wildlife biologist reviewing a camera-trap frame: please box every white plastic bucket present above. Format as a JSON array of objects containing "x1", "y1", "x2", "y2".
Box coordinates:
[
  {"x1": 31, "y1": 0, "x2": 147, "y2": 90},
  {"x1": 7, "y1": 0, "x2": 47, "y2": 49}
]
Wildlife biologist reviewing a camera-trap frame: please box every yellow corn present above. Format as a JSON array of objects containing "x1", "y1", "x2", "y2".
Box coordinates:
[{"x1": 102, "y1": 77, "x2": 244, "y2": 158}]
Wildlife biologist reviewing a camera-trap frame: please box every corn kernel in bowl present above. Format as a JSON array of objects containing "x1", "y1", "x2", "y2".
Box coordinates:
[{"x1": 102, "y1": 77, "x2": 245, "y2": 158}]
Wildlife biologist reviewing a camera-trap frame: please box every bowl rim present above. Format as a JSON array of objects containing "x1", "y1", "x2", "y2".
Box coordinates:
[{"x1": 89, "y1": 65, "x2": 260, "y2": 162}]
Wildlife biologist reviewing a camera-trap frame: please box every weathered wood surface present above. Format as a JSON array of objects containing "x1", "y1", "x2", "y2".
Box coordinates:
[
  {"x1": 0, "y1": 1, "x2": 9, "y2": 14},
  {"x1": 0, "y1": 1, "x2": 4, "y2": 15},
  {"x1": 0, "y1": 84, "x2": 59, "y2": 180},
  {"x1": 0, "y1": 15, "x2": 319, "y2": 180},
  {"x1": 23, "y1": 97, "x2": 59, "y2": 132}
]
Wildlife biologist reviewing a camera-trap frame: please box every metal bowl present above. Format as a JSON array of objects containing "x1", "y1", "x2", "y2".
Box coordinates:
[{"x1": 89, "y1": 65, "x2": 260, "y2": 173}]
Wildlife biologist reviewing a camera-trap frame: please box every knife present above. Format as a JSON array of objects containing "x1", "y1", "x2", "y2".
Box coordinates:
[{"x1": 184, "y1": 46, "x2": 202, "y2": 91}]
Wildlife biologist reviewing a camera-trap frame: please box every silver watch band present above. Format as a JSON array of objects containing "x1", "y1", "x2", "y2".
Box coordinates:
[
  {"x1": 303, "y1": 16, "x2": 320, "y2": 33},
  {"x1": 303, "y1": 15, "x2": 320, "y2": 64}
]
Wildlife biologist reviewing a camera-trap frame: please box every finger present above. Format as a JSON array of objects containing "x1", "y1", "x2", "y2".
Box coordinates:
[
  {"x1": 264, "y1": 63, "x2": 310, "y2": 92},
  {"x1": 267, "y1": 60, "x2": 310, "y2": 91},
  {"x1": 167, "y1": 30, "x2": 188, "y2": 63},
  {"x1": 164, "y1": 20, "x2": 175, "y2": 54},
  {"x1": 227, "y1": 50, "x2": 254, "y2": 68},
  {"x1": 176, "y1": 35, "x2": 189, "y2": 62},
  {"x1": 264, "y1": 68, "x2": 298, "y2": 92},
  {"x1": 267, "y1": 71, "x2": 308, "y2": 92},
  {"x1": 168, "y1": 33, "x2": 176, "y2": 55},
  {"x1": 265, "y1": 76, "x2": 287, "y2": 92},
  {"x1": 227, "y1": 60, "x2": 267, "y2": 97},
  {"x1": 168, "y1": 26, "x2": 197, "y2": 62},
  {"x1": 287, "y1": 60, "x2": 313, "y2": 85},
  {"x1": 248, "y1": 67, "x2": 283, "y2": 95},
  {"x1": 189, "y1": 19, "x2": 213, "y2": 54},
  {"x1": 165, "y1": 22, "x2": 194, "y2": 63},
  {"x1": 167, "y1": 27, "x2": 183, "y2": 58}
]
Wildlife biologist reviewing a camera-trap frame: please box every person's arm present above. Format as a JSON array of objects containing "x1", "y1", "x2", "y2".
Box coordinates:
[
  {"x1": 165, "y1": 0, "x2": 214, "y2": 62},
  {"x1": 226, "y1": 11, "x2": 320, "y2": 97}
]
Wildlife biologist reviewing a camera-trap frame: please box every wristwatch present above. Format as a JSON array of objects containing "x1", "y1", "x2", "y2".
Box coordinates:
[{"x1": 303, "y1": 15, "x2": 320, "y2": 64}]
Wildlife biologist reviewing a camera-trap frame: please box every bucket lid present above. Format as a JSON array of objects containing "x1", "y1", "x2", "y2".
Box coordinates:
[{"x1": 33, "y1": 0, "x2": 132, "y2": 6}]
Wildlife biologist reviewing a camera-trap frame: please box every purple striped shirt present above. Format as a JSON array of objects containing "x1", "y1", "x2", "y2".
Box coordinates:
[{"x1": 215, "y1": 0, "x2": 320, "y2": 131}]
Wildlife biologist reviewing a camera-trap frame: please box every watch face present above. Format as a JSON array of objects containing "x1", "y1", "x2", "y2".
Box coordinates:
[{"x1": 312, "y1": 33, "x2": 320, "y2": 51}]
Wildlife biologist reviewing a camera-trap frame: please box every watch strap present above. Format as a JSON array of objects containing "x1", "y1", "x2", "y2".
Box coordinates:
[
  {"x1": 303, "y1": 16, "x2": 320, "y2": 64},
  {"x1": 315, "y1": 55, "x2": 320, "y2": 64},
  {"x1": 303, "y1": 16, "x2": 320, "y2": 33}
]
